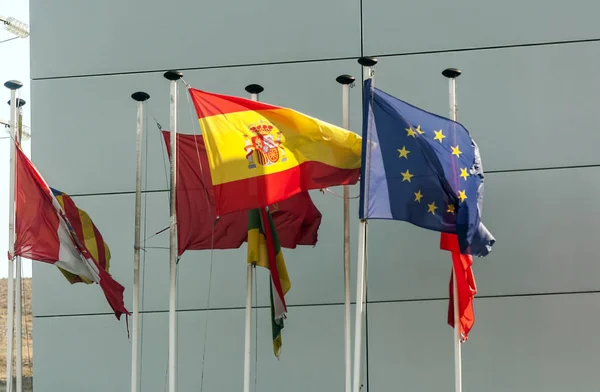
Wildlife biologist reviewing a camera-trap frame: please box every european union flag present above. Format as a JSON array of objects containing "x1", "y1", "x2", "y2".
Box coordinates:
[{"x1": 359, "y1": 79, "x2": 495, "y2": 257}]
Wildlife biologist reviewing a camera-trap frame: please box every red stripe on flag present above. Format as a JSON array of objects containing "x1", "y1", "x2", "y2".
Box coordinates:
[
  {"x1": 60, "y1": 196, "x2": 86, "y2": 250},
  {"x1": 212, "y1": 162, "x2": 359, "y2": 216},
  {"x1": 189, "y1": 88, "x2": 280, "y2": 118},
  {"x1": 92, "y1": 224, "x2": 107, "y2": 270}
]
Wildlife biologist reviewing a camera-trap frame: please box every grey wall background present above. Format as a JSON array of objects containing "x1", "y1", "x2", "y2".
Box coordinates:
[{"x1": 29, "y1": 0, "x2": 600, "y2": 391}]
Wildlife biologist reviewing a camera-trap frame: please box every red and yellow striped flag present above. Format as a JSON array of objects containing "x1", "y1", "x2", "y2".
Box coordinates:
[
  {"x1": 51, "y1": 189, "x2": 111, "y2": 285},
  {"x1": 189, "y1": 88, "x2": 362, "y2": 216}
]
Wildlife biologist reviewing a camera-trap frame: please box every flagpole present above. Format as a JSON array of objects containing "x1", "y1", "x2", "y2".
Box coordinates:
[
  {"x1": 130, "y1": 91, "x2": 150, "y2": 392},
  {"x1": 13, "y1": 96, "x2": 25, "y2": 392},
  {"x1": 442, "y1": 67, "x2": 463, "y2": 392},
  {"x1": 352, "y1": 56, "x2": 377, "y2": 392},
  {"x1": 335, "y1": 73, "x2": 355, "y2": 392},
  {"x1": 4, "y1": 79, "x2": 22, "y2": 392},
  {"x1": 243, "y1": 83, "x2": 263, "y2": 392},
  {"x1": 163, "y1": 70, "x2": 183, "y2": 392}
]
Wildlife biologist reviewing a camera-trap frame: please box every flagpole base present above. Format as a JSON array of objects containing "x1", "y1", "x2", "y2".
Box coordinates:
[{"x1": 442, "y1": 68, "x2": 462, "y2": 79}]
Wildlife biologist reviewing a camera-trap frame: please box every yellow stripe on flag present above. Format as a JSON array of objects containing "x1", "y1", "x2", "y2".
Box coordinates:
[
  {"x1": 79, "y1": 208, "x2": 98, "y2": 262},
  {"x1": 199, "y1": 108, "x2": 362, "y2": 186},
  {"x1": 247, "y1": 229, "x2": 290, "y2": 295}
]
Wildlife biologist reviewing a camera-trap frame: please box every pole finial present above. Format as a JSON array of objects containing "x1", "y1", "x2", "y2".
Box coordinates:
[
  {"x1": 163, "y1": 71, "x2": 183, "y2": 81},
  {"x1": 442, "y1": 68, "x2": 462, "y2": 79},
  {"x1": 357, "y1": 57, "x2": 378, "y2": 67},
  {"x1": 245, "y1": 84, "x2": 264, "y2": 95},
  {"x1": 6, "y1": 99, "x2": 26, "y2": 107},
  {"x1": 131, "y1": 92, "x2": 150, "y2": 102},
  {"x1": 336, "y1": 74, "x2": 355, "y2": 85},
  {"x1": 4, "y1": 80, "x2": 23, "y2": 91}
]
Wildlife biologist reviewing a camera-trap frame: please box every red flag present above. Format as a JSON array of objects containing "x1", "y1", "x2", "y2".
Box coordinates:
[
  {"x1": 14, "y1": 143, "x2": 129, "y2": 319},
  {"x1": 162, "y1": 131, "x2": 322, "y2": 255},
  {"x1": 440, "y1": 232, "x2": 477, "y2": 341}
]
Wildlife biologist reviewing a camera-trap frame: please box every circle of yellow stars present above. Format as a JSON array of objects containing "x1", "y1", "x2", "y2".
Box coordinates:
[{"x1": 400, "y1": 125, "x2": 470, "y2": 216}]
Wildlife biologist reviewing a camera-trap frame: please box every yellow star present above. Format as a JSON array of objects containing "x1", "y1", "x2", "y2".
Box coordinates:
[
  {"x1": 401, "y1": 169, "x2": 414, "y2": 182},
  {"x1": 415, "y1": 125, "x2": 425, "y2": 134},
  {"x1": 451, "y1": 145, "x2": 462, "y2": 158},
  {"x1": 458, "y1": 190, "x2": 467, "y2": 203},
  {"x1": 414, "y1": 190, "x2": 423, "y2": 203},
  {"x1": 397, "y1": 146, "x2": 410, "y2": 159},
  {"x1": 406, "y1": 127, "x2": 417, "y2": 138},
  {"x1": 433, "y1": 129, "x2": 445, "y2": 143},
  {"x1": 447, "y1": 204, "x2": 456, "y2": 214},
  {"x1": 460, "y1": 168, "x2": 469, "y2": 180},
  {"x1": 427, "y1": 201, "x2": 437, "y2": 215}
]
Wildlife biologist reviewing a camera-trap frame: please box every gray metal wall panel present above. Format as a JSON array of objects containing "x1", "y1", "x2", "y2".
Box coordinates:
[
  {"x1": 33, "y1": 305, "x2": 356, "y2": 391},
  {"x1": 33, "y1": 165, "x2": 600, "y2": 317},
  {"x1": 34, "y1": 294, "x2": 600, "y2": 391},
  {"x1": 367, "y1": 166, "x2": 600, "y2": 302},
  {"x1": 31, "y1": 42, "x2": 600, "y2": 197},
  {"x1": 28, "y1": 0, "x2": 600, "y2": 389},
  {"x1": 364, "y1": 41, "x2": 600, "y2": 172},
  {"x1": 368, "y1": 294, "x2": 600, "y2": 391},
  {"x1": 31, "y1": 188, "x2": 362, "y2": 316},
  {"x1": 29, "y1": 0, "x2": 361, "y2": 79},
  {"x1": 362, "y1": 0, "x2": 600, "y2": 55},
  {"x1": 30, "y1": 59, "x2": 362, "y2": 195},
  {"x1": 32, "y1": 315, "x2": 131, "y2": 391}
]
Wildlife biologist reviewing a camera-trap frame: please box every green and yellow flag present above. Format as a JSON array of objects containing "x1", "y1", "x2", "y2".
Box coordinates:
[{"x1": 247, "y1": 207, "x2": 290, "y2": 357}]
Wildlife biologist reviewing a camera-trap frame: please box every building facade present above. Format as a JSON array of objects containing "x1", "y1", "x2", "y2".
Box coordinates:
[{"x1": 30, "y1": 0, "x2": 600, "y2": 390}]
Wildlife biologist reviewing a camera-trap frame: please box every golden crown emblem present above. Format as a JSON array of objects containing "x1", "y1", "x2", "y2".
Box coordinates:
[{"x1": 248, "y1": 120, "x2": 274, "y2": 136}]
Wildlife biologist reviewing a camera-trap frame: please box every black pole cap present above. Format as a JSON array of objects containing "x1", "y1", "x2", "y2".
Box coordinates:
[
  {"x1": 245, "y1": 84, "x2": 264, "y2": 95},
  {"x1": 442, "y1": 68, "x2": 462, "y2": 79},
  {"x1": 358, "y1": 57, "x2": 378, "y2": 67},
  {"x1": 336, "y1": 74, "x2": 355, "y2": 85},
  {"x1": 163, "y1": 71, "x2": 183, "y2": 81},
  {"x1": 131, "y1": 92, "x2": 150, "y2": 102},
  {"x1": 6, "y1": 98, "x2": 26, "y2": 107},
  {"x1": 4, "y1": 80, "x2": 23, "y2": 90}
]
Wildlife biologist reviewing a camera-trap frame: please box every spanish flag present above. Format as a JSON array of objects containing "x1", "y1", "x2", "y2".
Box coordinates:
[
  {"x1": 189, "y1": 88, "x2": 362, "y2": 216},
  {"x1": 161, "y1": 130, "x2": 323, "y2": 254},
  {"x1": 247, "y1": 207, "x2": 289, "y2": 358}
]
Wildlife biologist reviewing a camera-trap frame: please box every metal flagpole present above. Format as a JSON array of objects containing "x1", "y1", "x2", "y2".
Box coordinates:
[
  {"x1": 4, "y1": 79, "x2": 22, "y2": 392},
  {"x1": 442, "y1": 67, "x2": 463, "y2": 392},
  {"x1": 13, "y1": 96, "x2": 25, "y2": 392},
  {"x1": 130, "y1": 91, "x2": 150, "y2": 392},
  {"x1": 163, "y1": 70, "x2": 183, "y2": 392},
  {"x1": 335, "y1": 74, "x2": 355, "y2": 392},
  {"x1": 352, "y1": 56, "x2": 377, "y2": 392},
  {"x1": 243, "y1": 83, "x2": 263, "y2": 392}
]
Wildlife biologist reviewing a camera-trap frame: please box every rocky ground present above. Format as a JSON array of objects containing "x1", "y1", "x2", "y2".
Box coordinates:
[{"x1": 0, "y1": 278, "x2": 33, "y2": 391}]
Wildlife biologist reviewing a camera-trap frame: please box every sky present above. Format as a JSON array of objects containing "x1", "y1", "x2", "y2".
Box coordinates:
[{"x1": 1, "y1": 1, "x2": 32, "y2": 278}]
